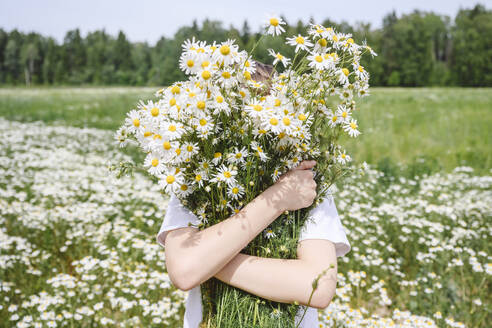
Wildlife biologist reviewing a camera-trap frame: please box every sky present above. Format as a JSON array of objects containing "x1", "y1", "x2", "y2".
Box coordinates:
[{"x1": 0, "y1": 0, "x2": 489, "y2": 44}]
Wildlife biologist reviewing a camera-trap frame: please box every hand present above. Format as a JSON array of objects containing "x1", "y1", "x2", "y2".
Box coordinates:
[{"x1": 270, "y1": 160, "x2": 317, "y2": 211}]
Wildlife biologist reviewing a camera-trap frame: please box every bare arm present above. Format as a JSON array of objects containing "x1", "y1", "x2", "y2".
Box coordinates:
[
  {"x1": 164, "y1": 160, "x2": 317, "y2": 291},
  {"x1": 213, "y1": 239, "x2": 338, "y2": 309}
]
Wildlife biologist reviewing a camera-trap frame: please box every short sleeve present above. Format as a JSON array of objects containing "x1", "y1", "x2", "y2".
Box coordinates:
[
  {"x1": 156, "y1": 192, "x2": 200, "y2": 248},
  {"x1": 298, "y1": 195, "x2": 351, "y2": 257}
]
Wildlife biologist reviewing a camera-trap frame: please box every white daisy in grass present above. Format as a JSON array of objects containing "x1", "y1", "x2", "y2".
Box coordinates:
[
  {"x1": 157, "y1": 170, "x2": 184, "y2": 194},
  {"x1": 251, "y1": 140, "x2": 269, "y2": 162},
  {"x1": 227, "y1": 184, "x2": 245, "y2": 200},
  {"x1": 307, "y1": 52, "x2": 329, "y2": 70},
  {"x1": 344, "y1": 118, "x2": 361, "y2": 137},
  {"x1": 267, "y1": 49, "x2": 291, "y2": 68},
  {"x1": 211, "y1": 164, "x2": 238, "y2": 186},
  {"x1": 286, "y1": 34, "x2": 313, "y2": 52},
  {"x1": 125, "y1": 110, "x2": 142, "y2": 134},
  {"x1": 236, "y1": 87, "x2": 251, "y2": 103},
  {"x1": 191, "y1": 94, "x2": 209, "y2": 114},
  {"x1": 227, "y1": 203, "x2": 243, "y2": 215},
  {"x1": 335, "y1": 104, "x2": 352, "y2": 123},
  {"x1": 212, "y1": 39, "x2": 239, "y2": 66},
  {"x1": 227, "y1": 146, "x2": 249, "y2": 165},
  {"x1": 337, "y1": 150, "x2": 352, "y2": 164},
  {"x1": 264, "y1": 228, "x2": 276, "y2": 239},
  {"x1": 211, "y1": 92, "x2": 231, "y2": 115},
  {"x1": 144, "y1": 152, "x2": 166, "y2": 175},
  {"x1": 150, "y1": 138, "x2": 178, "y2": 160},
  {"x1": 179, "y1": 51, "x2": 199, "y2": 75},
  {"x1": 265, "y1": 15, "x2": 286, "y2": 36},
  {"x1": 308, "y1": 23, "x2": 327, "y2": 38}
]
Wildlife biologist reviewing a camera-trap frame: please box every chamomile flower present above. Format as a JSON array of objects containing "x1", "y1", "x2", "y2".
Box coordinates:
[
  {"x1": 114, "y1": 126, "x2": 130, "y2": 148},
  {"x1": 335, "y1": 104, "x2": 352, "y2": 123},
  {"x1": 337, "y1": 150, "x2": 352, "y2": 164},
  {"x1": 211, "y1": 164, "x2": 238, "y2": 186},
  {"x1": 125, "y1": 110, "x2": 143, "y2": 134},
  {"x1": 193, "y1": 170, "x2": 208, "y2": 188},
  {"x1": 227, "y1": 184, "x2": 245, "y2": 200},
  {"x1": 157, "y1": 171, "x2": 184, "y2": 194},
  {"x1": 160, "y1": 120, "x2": 186, "y2": 140},
  {"x1": 265, "y1": 15, "x2": 286, "y2": 36},
  {"x1": 264, "y1": 228, "x2": 276, "y2": 239},
  {"x1": 307, "y1": 53, "x2": 328, "y2": 70},
  {"x1": 262, "y1": 112, "x2": 283, "y2": 134},
  {"x1": 227, "y1": 146, "x2": 249, "y2": 165},
  {"x1": 327, "y1": 111, "x2": 340, "y2": 128},
  {"x1": 213, "y1": 39, "x2": 239, "y2": 66},
  {"x1": 251, "y1": 141, "x2": 269, "y2": 161},
  {"x1": 176, "y1": 180, "x2": 194, "y2": 197},
  {"x1": 268, "y1": 49, "x2": 291, "y2": 68},
  {"x1": 286, "y1": 34, "x2": 313, "y2": 52},
  {"x1": 144, "y1": 152, "x2": 166, "y2": 175},
  {"x1": 182, "y1": 142, "x2": 199, "y2": 161},
  {"x1": 344, "y1": 118, "x2": 361, "y2": 137},
  {"x1": 211, "y1": 151, "x2": 223, "y2": 165},
  {"x1": 179, "y1": 51, "x2": 199, "y2": 75}
]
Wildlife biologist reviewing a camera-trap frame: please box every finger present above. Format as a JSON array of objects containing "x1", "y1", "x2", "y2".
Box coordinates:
[{"x1": 294, "y1": 160, "x2": 317, "y2": 170}]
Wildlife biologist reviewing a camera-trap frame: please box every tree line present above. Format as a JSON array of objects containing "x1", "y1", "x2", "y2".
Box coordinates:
[{"x1": 0, "y1": 4, "x2": 490, "y2": 87}]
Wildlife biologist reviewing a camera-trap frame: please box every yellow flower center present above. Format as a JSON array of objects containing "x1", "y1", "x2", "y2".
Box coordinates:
[
  {"x1": 342, "y1": 111, "x2": 348, "y2": 118},
  {"x1": 274, "y1": 99, "x2": 281, "y2": 106},
  {"x1": 180, "y1": 184, "x2": 188, "y2": 191},
  {"x1": 132, "y1": 118, "x2": 140, "y2": 127},
  {"x1": 245, "y1": 60, "x2": 250, "y2": 67},
  {"x1": 232, "y1": 187, "x2": 239, "y2": 194},
  {"x1": 197, "y1": 101, "x2": 206, "y2": 110},
  {"x1": 224, "y1": 171, "x2": 232, "y2": 178},
  {"x1": 318, "y1": 38, "x2": 327, "y2": 47},
  {"x1": 195, "y1": 174, "x2": 202, "y2": 181},
  {"x1": 239, "y1": 91, "x2": 246, "y2": 98},
  {"x1": 276, "y1": 53, "x2": 283, "y2": 60},
  {"x1": 222, "y1": 71, "x2": 231, "y2": 79},
  {"x1": 166, "y1": 175, "x2": 175, "y2": 184},
  {"x1": 163, "y1": 141, "x2": 171, "y2": 150},
  {"x1": 151, "y1": 107, "x2": 159, "y2": 116},
  {"x1": 315, "y1": 55, "x2": 323, "y2": 63},
  {"x1": 199, "y1": 118, "x2": 207, "y2": 126},
  {"x1": 214, "y1": 152, "x2": 221, "y2": 158},
  {"x1": 216, "y1": 95, "x2": 224, "y2": 103},
  {"x1": 201, "y1": 60, "x2": 210, "y2": 68},
  {"x1": 253, "y1": 104, "x2": 262, "y2": 112},
  {"x1": 342, "y1": 68, "x2": 349, "y2": 76},
  {"x1": 332, "y1": 116, "x2": 338, "y2": 122},
  {"x1": 295, "y1": 36, "x2": 304, "y2": 44},
  {"x1": 235, "y1": 153, "x2": 242, "y2": 158},
  {"x1": 358, "y1": 66, "x2": 364, "y2": 72},
  {"x1": 171, "y1": 86, "x2": 180, "y2": 94},
  {"x1": 151, "y1": 159, "x2": 159, "y2": 167},
  {"x1": 201, "y1": 70, "x2": 211, "y2": 80},
  {"x1": 333, "y1": 35, "x2": 338, "y2": 42},
  {"x1": 270, "y1": 18, "x2": 279, "y2": 26},
  {"x1": 169, "y1": 98, "x2": 176, "y2": 106},
  {"x1": 278, "y1": 132, "x2": 286, "y2": 139},
  {"x1": 186, "y1": 145, "x2": 193, "y2": 151},
  {"x1": 342, "y1": 153, "x2": 346, "y2": 159},
  {"x1": 244, "y1": 71, "x2": 251, "y2": 80},
  {"x1": 187, "y1": 60, "x2": 194, "y2": 67},
  {"x1": 188, "y1": 92, "x2": 196, "y2": 98},
  {"x1": 282, "y1": 117, "x2": 291, "y2": 126},
  {"x1": 220, "y1": 45, "x2": 230, "y2": 55},
  {"x1": 175, "y1": 148, "x2": 181, "y2": 155},
  {"x1": 168, "y1": 125, "x2": 176, "y2": 132},
  {"x1": 270, "y1": 118, "x2": 278, "y2": 126},
  {"x1": 350, "y1": 122, "x2": 357, "y2": 130},
  {"x1": 298, "y1": 113, "x2": 306, "y2": 121},
  {"x1": 144, "y1": 131, "x2": 152, "y2": 137}
]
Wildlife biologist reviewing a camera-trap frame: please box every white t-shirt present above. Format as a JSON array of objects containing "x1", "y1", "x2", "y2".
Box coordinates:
[{"x1": 156, "y1": 192, "x2": 351, "y2": 328}]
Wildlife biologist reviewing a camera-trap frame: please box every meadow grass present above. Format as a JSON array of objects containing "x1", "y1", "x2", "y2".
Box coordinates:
[{"x1": 0, "y1": 87, "x2": 490, "y2": 173}]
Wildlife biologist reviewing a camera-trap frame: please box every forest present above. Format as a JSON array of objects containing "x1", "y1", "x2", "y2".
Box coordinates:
[{"x1": 0, "y1": 4, "x2": 490, "y2": 87}]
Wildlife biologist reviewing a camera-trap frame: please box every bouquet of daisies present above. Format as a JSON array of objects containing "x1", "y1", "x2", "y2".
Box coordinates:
[{"x1": 114, "y1": 15, "x2": 375, "y2": 328}]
